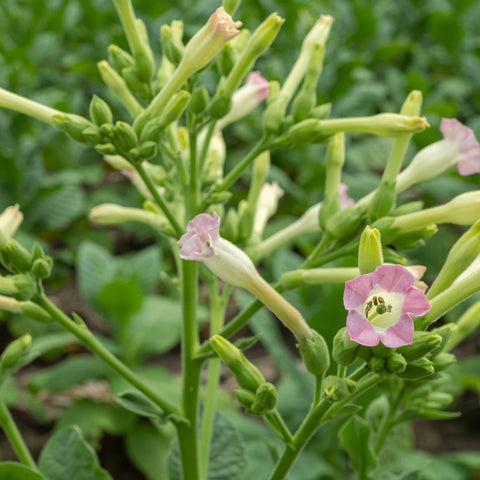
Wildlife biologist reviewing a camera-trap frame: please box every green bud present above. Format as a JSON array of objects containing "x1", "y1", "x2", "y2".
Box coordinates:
[
  {"x1": 396, "y1": 331, "x2": 442, "y2": 362},
  {"x1": 431, "y1": 352, "x2": 455, "y2": 372},
  {"x1": 216, "y1": 43, "x2": 236, "y2": 77},
  {"x1": 95, "y1": 143, "x2": 117, "y2": 156},
  {"x1": 121, "y1": 66, "x2": 150, "y2": 100},
  {"x1": 52, "y1": 114, "x2": 99, "y2": 144},
  {"x1": 113, "y1": 121, "x2": 138, "y2": 153},
  {"x1": 11, "y1": 274, "x2": 36, "y2": 301},
  {"x1": 127, "y1": 147, "x2": 141, "y2": 163},
  {"x1": 21, "y1": 302, "x2": 52, "y2": 323},
  {"x1": 237, "y1": 201, "x2": 253, "y2": 242},
  {"x1": 108, "y1": 45, "x2": 135, "y2": 72},
  {"x1": 358, "y1": 226, "x2": 384, "y2": 275},
  {"x1": 222, "y1": 208, "x2": 239, "y2": 242},
  {"x1": 139, "y1": 119, "x2": 164, "y2": 144},
  {"x1": 208, "y1": 94, "x2": 232, "y2": 120},
  {"x1": 233, "y1": 388, "x2": 256, "y2": 409},
  {"x1": 291, "y1": 87, "x2": 316, "y2": 123},
  {"x1": 263, "y1": 95, "x2": 288, "y2": 134},
  {"x1": 392, "y1": 201, "x2": 424, "y2": 216},
  {"x1": 299, "y1": 330, "x2": 330, "y2": 376},
  {"x1": 447, "y1": 302, "x2": 480, "y2": 350},
  {"x1": 287, "y1": 118, "x2": 320, "y2": 143},
  {"x1": 392, "y1": 224, "x2": 438, "y2": 249},
  {"x1": 139, "y1": 141, "x2": 158, "y2": 160},
  {"x1": 160, "y1": 24, "x2": 184, "y2": 66},
  {"x1": 426, "y1": 391, "x2": 453, "y2": 409},
  {"x1": 245, "y1": 13, "x2": 284, "y2": 58},
  {"x1": 135, "y1": 47, "x2": 156, "y2": 83},
  {"x1": 326, "y1": 205, "x2": 364, "y2": 239},
  {"x1": 100, "y1": 123, "x2": 115, "y2": 138},
  {"x1": 1, "y1": 334, "x2": 31, "y2": 369},
  {"x1": 208, "y1": 192, "x2": 232, "y2": 204},
  {"x1": 223, "y1": 0, "x2": 241, "y2": 15},
  {"x1": 1, "y1": 239, "x2": 33, "y2": 273},
  {"x1": 369, "y1": 355, "x2": 386, "y2": 373},
  {"x1": 357, "y1": 345, "x2": 372, "y2": 362},
  {"x1": 81, "y1": 126, "x2": 103, "y2": 145},
  {"x1": 89, "y1": 95, "x2": 113, "y2": 126},
  {"x1": 190, "y1": 86, "x2": 210, "y2": 115},
  {"x1": 397, "y1": 357, "x2": 435, "y2": 380},
  {"x1": 332, "y1": 327, "x2": 359, "y2": 366},
  {"x1": 323, "y1": 375, "x2": 353, "y2": 402},
  {"x1": 158, "y1": 90, "x2": 191, "y2": 127},
  {"x1": 31, "y1": 258, "x2": 52, "y2": 280},
  {"x1": 429, "y1": 323, "x2": 457, "y2": 355},
  {"x1": 382, "y1": 247, "x2": 408, "y2": 265},
  {"x1": 210, "y1": 335, "x2": 265, "y2": 392},
  {"x1": 386, "y1": 352, "x2": 407, "y2": 374},
  {"x1": 250, "y1": 382, "x2": 278, "y2": 414},
  {"x1": 368, "y1": 180, "x2": 396, "y2": 221},
  {"x1": 310, "y1": 103, "x2": 331, "y2": 120}
]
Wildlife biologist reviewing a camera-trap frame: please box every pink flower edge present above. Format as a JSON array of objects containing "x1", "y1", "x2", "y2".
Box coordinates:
[
  {"x1": 440, "y1": 118, "x2": 480, "y2": 176},
  {"x1": 339, "y1": 183, "x2": 355, "y2": 209},
  {"x1": 247, "y1": 71, "x2": 270, "y2": 101},
  {"x1": 178, "y1": 212, "x2": 221, "y2": 261}
]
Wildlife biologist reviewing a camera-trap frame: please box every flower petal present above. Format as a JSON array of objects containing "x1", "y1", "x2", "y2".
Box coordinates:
[
  {"x1": 374, "y1": 264, "x2": 415, "y2": 292},
  {"x1": 402, "y1": 287, "x2": 431, "y2": 317},
  {"x1": 346, "y1": 310, "x2": 380, "y2": 346},
  {"x1": 186, "y1": 211, "x2": 220, "y2": 241},
  {"x1": 344, "y1": 273, "x2": 375, "y2": 309},
  {"x1": 379, "y1": 313, "x2": 414, "y2": 347}
]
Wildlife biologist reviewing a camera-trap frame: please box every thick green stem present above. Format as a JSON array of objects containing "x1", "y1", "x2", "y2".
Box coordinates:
[
  {"x1": 35, "y1": 294, "x2": 181, "y2": 417},
  {"x1": 264, "y1": 409, "x2": 294, "y2": 444},
  {"x1": 0, "y1": 399, "x2": 37, "y2": 470},
  {"x1": 133, "y1": 162, "x2": 183, "y2": 235},
  {"x1": 269, "y1": 373, "x2": 381, "y2": 480},
  {"x1": 178, "y1": 259, "x2": 201, "y2": 480},
  {"x1": 199, "y1": 279, "x2": 227, "y2": 480}
]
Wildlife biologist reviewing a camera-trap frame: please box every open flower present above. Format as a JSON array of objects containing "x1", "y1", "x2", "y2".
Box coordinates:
[
  {"x1": 396, "y1": 118, "x2": 480, "y2": 192},
  {"x1": 338, "y1": 183, "x2": 355, "y2": 209},
  {"x1": 343, "y1": 264, "x2": 431, "y2": 347}
]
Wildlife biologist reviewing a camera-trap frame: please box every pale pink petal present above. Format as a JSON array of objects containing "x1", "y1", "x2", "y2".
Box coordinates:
[
  {"x1": 440, "y1": 118, "x2": 480, "y2": 176},
  {"x1": 247, "y1": 71, "x2": 270, "y2": 101},
  {"x1": 379, "y1": 314, "x2": 414, "y2": 347},
  {"x1": 346, "y1": 310, "x2": 380, "y2": 346},
  {"x1": 374, "y1": 264, "x2": 415, "y2": 293},
  {"x1": 402, "y1": 287, "x2": 431, "y2": 317},
  {"x1": 339, "y1": 183, "x2": 356, "y2": 209},
  {"x1": 178, "y1": 231, "x2": 214, "y2": 260},
  {"x1": 344, "y1": 273, "x2": 375, "y2": 309},
  {"x1": 186, "y1": 211, "x2": 220, "y2": 241}
]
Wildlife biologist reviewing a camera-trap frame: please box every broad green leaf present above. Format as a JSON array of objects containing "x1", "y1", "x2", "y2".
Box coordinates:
[
  {"x1": 339, "y1": 415, "x2": 377, "y2": 475},
  {"x1": 38, "y1": 426, "x2": 112, "y2": 480},
  {"x1": 77, "y1": 241, "x2": 115, "y2": 308},
  {"x1": 115, "y1": 390, "x2": 164, "y2": 419},
  {"x1": 167, "y1": 412, "x2": 246, "y2": 480},
  {"x1": 55, "y1": 400, "x2": 135, "y2": 449},
  {"x1": 0, "y1": 462, "x2": 46, "y2": 480},
  {"x1": 97, "y1": 278, "x2": 144, "y2": 328},
  {"x1": 28, "y1": 355, "x2": 108, "y2": 393},
  {"x1": 117, "y1": 246, "x2": 162, "y2": 293},
  {"x1": 125, "y1": 422, "x2": 174, "y2": 480},
  {"x1": 125, "y1": 295, "x2": 182, "y2": 361}
]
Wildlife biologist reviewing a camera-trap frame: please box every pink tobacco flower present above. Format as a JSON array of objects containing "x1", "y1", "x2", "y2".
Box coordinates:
[
  {"x1": 338, "y1": 183, "x2": 355, "y2": 209},
  {"x1": 216, "y1": 71, "x2": 270, "y2": 129},
  {"x1": 343, "y1": 264, "x2": 431, "y2": 348},
  {"x1": 396, "y1": 118, "x2": 480, "y2": 192}
]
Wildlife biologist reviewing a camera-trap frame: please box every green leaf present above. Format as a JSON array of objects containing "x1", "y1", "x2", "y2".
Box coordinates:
[
  {"x1": 125, "y1": 422, "x2": 174, "y2": 480},
  {"x1": 0, "y1": 462, "x2": 46, "y2": 480},
  {"x1": 28, "y1": 355, "x2": 108, "y2": 393},
  {"x1": 97, "y1": 278, "x2": 144, "y2": 327},
  {"x1": 38, "y1": 426, "x2": 112, "y2": 480},
  {"x1": 125, "y1": 295, "x2": 182, "y2": 361},
  {"x1": 167, "y1": 412, "x2": 246, "y2": 480},
  {"x1": 77, "y1": 241, "x2": 115, "y2": 308},
  {"x1": 339, "y1": 415, "x2": 377, "y2": 475},
  {"x1": 55, "y1": 400, "x2": 135, "y2": 449},
  {"x1": 117, "y1": 246, "x2": 162, "y2": 293},
  {"x1": 115, "y1": 390, "x2": 164, "y2": 419}
]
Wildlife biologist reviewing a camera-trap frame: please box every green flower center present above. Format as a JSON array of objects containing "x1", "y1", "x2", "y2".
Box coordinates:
[{"x1": 363, "y1": 291, "x2": 403, "y2": 330}]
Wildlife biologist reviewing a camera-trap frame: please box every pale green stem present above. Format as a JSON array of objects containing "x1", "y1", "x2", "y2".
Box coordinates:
[
  {"x1": 112, "y1": 0, "x2": 145, "y2": 55},
  {"x1": 0, "y1": 88, "x2": 62, "y2": 125},
  {"x1": 133, "y1": 162, "x2": 183, "y2": 236},
  {"x1": 0, "y1": 398, "x2": 37, "y2": 470},
  {"x1": 199, "y1": 278, "x2": 228, "y2": 480},
  {"x1": 264, "y1": 410, "x2": 294, "y2": 444},
  {"x1": 280, "y1": 267, "x2": 359, "y2": 289},
  {"x1": 35, "y1": 294, "x2": 181, "y2": 417},
  {"x1": 189, "y1": 125, "x2": 199, "y2": 215},
  {"x1": 199, "y1": 122, "x2": 216, "y2": 178}
]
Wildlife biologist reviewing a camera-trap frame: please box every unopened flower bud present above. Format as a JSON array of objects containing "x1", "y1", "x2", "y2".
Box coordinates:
[
  {"x1": 358, "y1": 226, "x2": 384, "y2": 275},
  {"x1": 386, "y1": 352, "x2": 407, "y2": 374},
  {"x1": 1, "y1": 239, "x2": 33, "y2": 273},
  {"x1": 89, "y1": 95, "x2": 113, "y2": 126},
  {"x1": 310, "y1": 103, "x2": 331, "y2": 120},
  {"x1": 332, "y1": 327, "x2": 359, "y2": 366},
  {"x1": 252, "y1": 182, "x2": 284, "y2": 239},
  {"x1": 429, "y1": 323, "x2": 457, "y2": 355},
  {"x1": 368, "y1": 355, "x2": 386, "y2": 373},
  {"x1": 396, "y1": 331, "x2": 442, "y2": 362},
  {"x1": 52, "y1": 114, "x2": 100, "y2": 144},
  {"x1": 250, "y1": 382, "x2": 278, "y2": 414},
  {"x1": 96, "y1": 143, "x2": 118, "y2": 156},
  {"x1": 160, "y1": 24, "x2": 185, "y2": 66},
  {"x1": 138, "y1": 141, "x2": 157, "y2": 160},
  {"x1": 233, "y1": 388, "x2": 256, "y2": 409},
  {"x1": 262, "y1": 95, "x2": 288, "y2": 134},
  {"x1": 208, "y1": 94, "x2": 232, "y2": 120},
  {"x1": 31, "y1": 258, "x2": 52, "y2": 280},
  {"x1": 210, "y1": 335, "x2": 265, "y2": 392},
  {"x1": 323, "y1": 375, "x2": 356, "y2": 402},
  {"x1": 397, "y1": 357, "x2": 435, "y2": 380},
  {"x1": 447, "y1": 302, "x2": 480, "y2": 350},
  {"x1": 113, "y1": 121, "x2": 138, "y2": 153},
  {"x1": 299, "y1": 330, "x2": 330, "y2": 376},
  {"x1": 431, "y1": 352, "x2": 455, "y2": 372},
  {"x1": 108, "y1": 44, "x2": 135, "y2": 72},
  {"x1": 326, "y1": 205, "x2": 364, "y2": 239},
  {"x1": 1, "y1": 334, "x2": 31, "y2": 369},
  {"x1": 190, "y1": 86, "x2": 210, "y2": 115},
  {"x1": 0, "y1": 205, "x2": 23, "y2": 248},
  {"x1": 158, "y1": 90, "x2": 191, "y2": 127}
]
